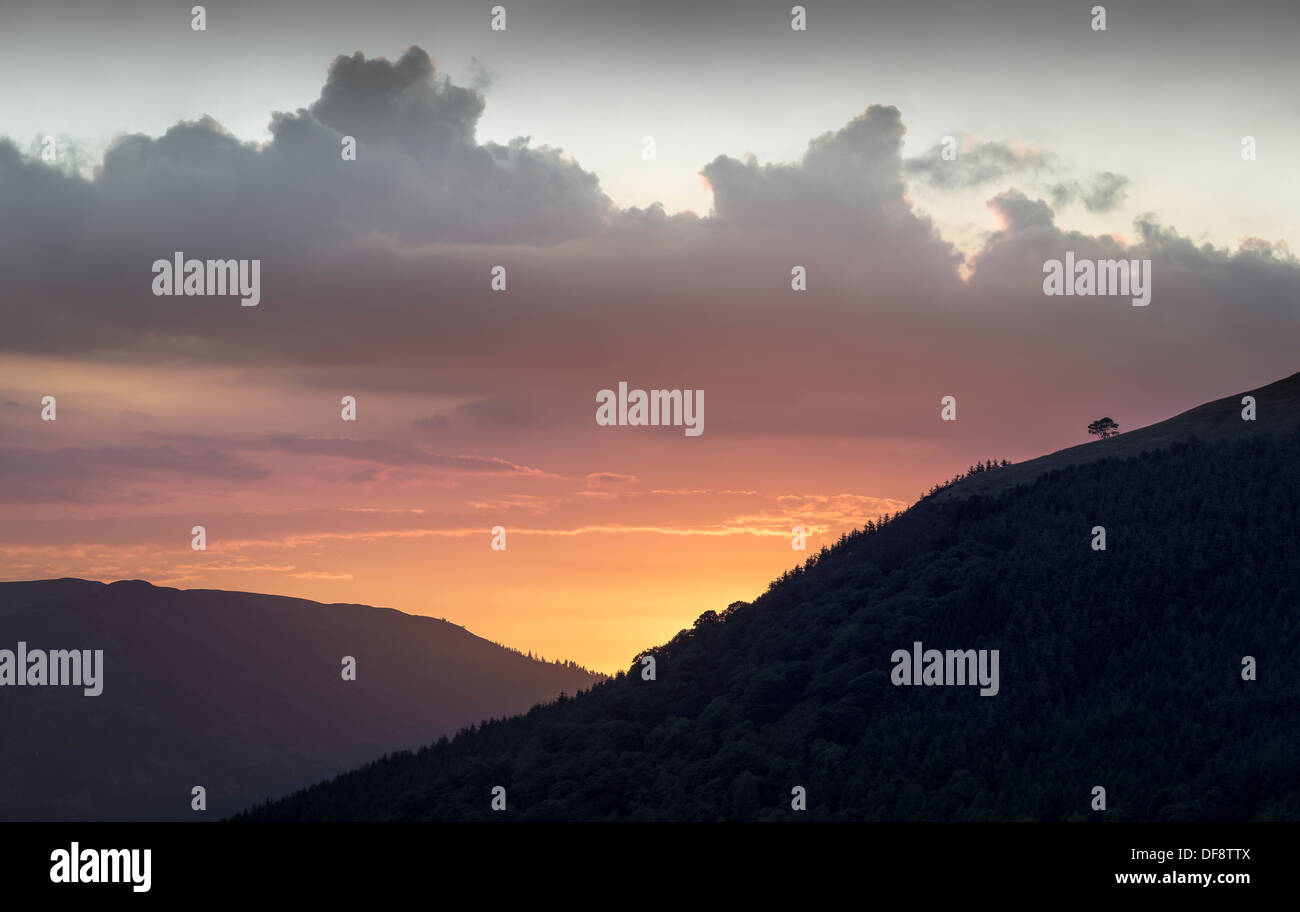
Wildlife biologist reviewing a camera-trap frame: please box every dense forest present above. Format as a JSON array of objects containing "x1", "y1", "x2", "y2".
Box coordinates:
[{"x1": 239, "y1": 430, "x2": 1300, "y2": 821}]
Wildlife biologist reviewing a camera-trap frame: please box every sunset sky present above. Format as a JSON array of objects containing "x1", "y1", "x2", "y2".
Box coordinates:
[{"x1": 2, "y1": 0, "x2": 1299, "y2": 671}]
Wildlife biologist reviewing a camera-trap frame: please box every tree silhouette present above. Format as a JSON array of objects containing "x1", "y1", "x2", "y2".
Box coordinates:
[{"x1": 1087, "y1": 417, "x2": 1119, "y2": 439}]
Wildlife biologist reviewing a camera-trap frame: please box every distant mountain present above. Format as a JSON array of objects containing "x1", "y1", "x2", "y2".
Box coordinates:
[
  {"x1": 241, "y1": 373, "x2": 1300, "y2": 821},
  {"x1": 0, "y1": 580, "x2": 603, "y2": 820}
]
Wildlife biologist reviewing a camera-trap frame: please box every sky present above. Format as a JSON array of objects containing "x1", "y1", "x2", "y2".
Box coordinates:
[{"x1": 2, "y1": 0, "x2": 1298, "y2": 671}]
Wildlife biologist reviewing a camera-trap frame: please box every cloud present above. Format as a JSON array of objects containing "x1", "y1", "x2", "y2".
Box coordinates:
[
  {"x1": 905, "y1": 139, "x2": 1054, "y2": 189},
  {"x1": 251, "y1": 435, "x2": 549, "y2": 474},
  {"x1": 416, "y1": 395, "x2": 542, "y2": 433},
  {"x1": 0, "y1": 432, "x2": 556, "y2": 505},
  {"x1": 965, "y1": 195, "x2": 1300, "y2": 373},
  {"x1": 705, "y1": 106, "x2": 909, "y2": 218},
  {"x1": 265, "y1": 46, "x2": 611, "y2": 244},
  {"x1": 0, "y1": 444, "x2": 268, "y2": 504},
  {"x1": 1048, "y1": 171, "x2": 1130, "y2": 213},
  {"x1": 987, "y1": 188, "x2": 1056, "y2": 230},
  {"x1": 585, "y1": 472, "x2": 638, "y2": 490},
  {"x1": 905, "y1": 138, "x2": 1129, "y2": 214},
  {"x1": 0, "y1": 45, "x2": 610, "y2": 294},
  {"x1": 701, "y1": 106, "x2": 947, "y2": 241},
  {"x1": 0, "y1": 45, "x2": 1297, "y2": 476},
  {"x1": 696, "y1": 104, "x2": 963, "y2": 295}
]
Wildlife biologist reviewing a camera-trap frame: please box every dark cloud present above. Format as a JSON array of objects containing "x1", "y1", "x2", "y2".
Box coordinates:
[{"x1": 308, "y1": 47, "x2": 484, "y2": 152}]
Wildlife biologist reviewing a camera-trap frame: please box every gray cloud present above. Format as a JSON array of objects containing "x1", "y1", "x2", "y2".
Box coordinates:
[
  {"x1": 1048, "y1": 171, "x2": 1130, "y2": 213},
  {"x1": 987, "y1": 188, "x2": 1056, "y2": 230},
  {"x1": 905, "y1": 139, "x2": 1055, "y2": 190},
  {"x1": 699, "y1": 105, "x2": 962, "y2": 277},
  {"x1": 0, "y1": 45, "x2": 610, "y2": 281},
  {"x1": 705, "y1": 106, "x2": 910, "y2": 224},
  {"x1": 0, "y1": 44, "x2": 1297, "y2": 466},
  {"x1": 906, "y1": 138, "x2": 1129, "y2": 215}
]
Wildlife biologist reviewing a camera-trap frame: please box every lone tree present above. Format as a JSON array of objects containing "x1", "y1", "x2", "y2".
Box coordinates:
[{"x1": 1087, "y1": 417, "x2": 1120, "y2": 440}]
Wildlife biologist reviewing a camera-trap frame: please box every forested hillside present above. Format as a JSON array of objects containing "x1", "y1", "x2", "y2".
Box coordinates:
[{"x1": 240, "y1": 427, "x2": 1300, "y2": 821}]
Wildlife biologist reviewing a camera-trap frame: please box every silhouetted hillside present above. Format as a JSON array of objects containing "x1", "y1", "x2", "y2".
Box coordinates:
[
  {"x1": 929, "y1": 370, "x2": 1300, "y2": 501},
  {"x1": 0, "y1": 581, "x2": 603, "y2": 820},
  {"x1": 240, "y1": 375, "x2": 1300, "y2": 821}
]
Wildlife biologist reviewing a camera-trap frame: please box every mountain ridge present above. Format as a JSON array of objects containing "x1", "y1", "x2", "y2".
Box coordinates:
[
  {"x1": 238, "y1": 372, "x2": 1300, "y2": 821},
  {"x1": 0, "y1": 578, "x2": 603, "y2": 820}
]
